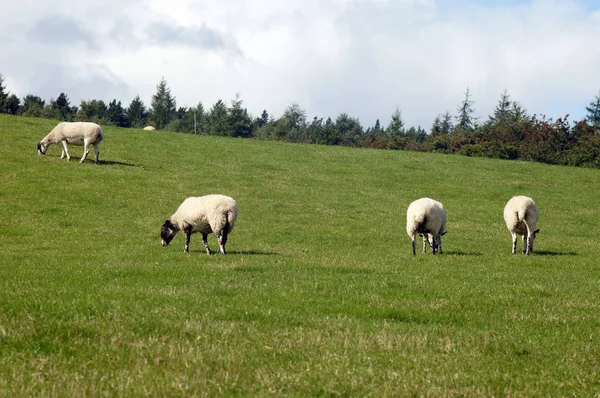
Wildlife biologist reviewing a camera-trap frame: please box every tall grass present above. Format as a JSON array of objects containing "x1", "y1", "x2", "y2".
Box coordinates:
[{"x1": 1, "y1": 114, "x2": 599, "y2": 396}]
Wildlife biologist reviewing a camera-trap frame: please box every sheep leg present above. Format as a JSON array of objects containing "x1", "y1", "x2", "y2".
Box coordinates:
[
  {"x1": 93, "y1": 143, "x2": 100, "y2": 164},
  {"x1": 217, "y1": 231, "x2": 228, "y2": 255},
  {"x1": 183, "y1": 225, "x2": 193, "y2": 253},
  {"x1": 524, "y1": 232, "x2": 532, "y2": 255},
  {"x1": 511, "y1": 232, "x2": 517, "y2": 254},
  {"x1": 80, "y1": 142, "x2": 90, "y2": 163},
  {"x1": 524, "y1": 224, "x2": 535, "y2": 255},
  {"x1": 438, "y1": 236, "x2": 443, "y2": 254},
  {"x1": 202, "y1": 233, "x2": 211, "y2": 255},
  {"x1": 431, "y1": 236, "x2": 438, "y2": 255},
  {"x1": 60, "y1": 141, "x2": 70, "y2": 160},
  {"x1": 422, "y1": 234, "x2": 428, "y2": 254},
  {"x1": 411, "y1": 234, "x2": 417, "y2": 255}
]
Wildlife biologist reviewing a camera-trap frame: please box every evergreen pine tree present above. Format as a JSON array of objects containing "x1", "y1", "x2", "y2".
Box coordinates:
[
  {"x1": 431, "y1": 115, "x2": 442, "y2": 135},
  {"x1": 0, "y1": 74, "x2": 8, "y2": 113},
  {"x1": 372, "y1": 119, "x2": 384, "y2": 134},
  {"x1": 106, "y1": 99, "x2": 128, "y2": 127},
  {"x1": 386, "y1": 107, "x2": 404, "y2": 135},
  {"x1": 456, "y1": 87, "x2": 477, "y2": 131},
  {"x1": 150, "y1": 77, "x2": 176, "y2": 129},
  {"x1": 228, "y1": 94, "x2": 253, "y2": 138},
  {"x1": 55, "y1": 93, "x2": 73, "y2": 121},
  {"x1": 4, "y1": 94, "x2": 20, "y2": 115},
  {"x1": 208, "y1": 99, "x2": 229, "y2": 136},
  {"x1": 489, "y1": 89, "x2": 512, "y2": 124},
  {"x1": 441, "y1": 111, "x2": 453, "y2": 134},
  {"x1": 585, "y1": 91, "x2": 600, "y2": 127},
  {"x1": 256, "y1": 110, "x2": 269, "y2": 128},
  {"x1": 126, "y1": 95, "x2": 148, "y2": 128}
]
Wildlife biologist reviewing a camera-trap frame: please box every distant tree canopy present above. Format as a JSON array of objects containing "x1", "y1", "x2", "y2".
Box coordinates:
[{"x1": 1, "y1": 72, "x2": 599, "y2": 168}]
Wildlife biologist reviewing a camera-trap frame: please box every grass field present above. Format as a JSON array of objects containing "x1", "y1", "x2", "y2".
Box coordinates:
[{"x1": 1, "y1": 114, "x2": 599, "y2": 396}]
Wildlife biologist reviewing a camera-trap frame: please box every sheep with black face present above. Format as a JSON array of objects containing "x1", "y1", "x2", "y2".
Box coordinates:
[
  {"x1": 161, "y1": 195, "x2": 238, "y2": 255},
  {"x1": 406, "y1": 198, "x2": 447, "y2": 255},
  {"x1": 37, "y1": 122, "x2": 104, "y2": 164},
  {"x1": 503, "y1": 195, "x2": 540, "y2": 255}
]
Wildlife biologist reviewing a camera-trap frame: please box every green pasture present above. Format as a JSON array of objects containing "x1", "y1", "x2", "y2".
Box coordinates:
[{"x1": 0, "y1": 114, "x2": 599, "y2": 396}]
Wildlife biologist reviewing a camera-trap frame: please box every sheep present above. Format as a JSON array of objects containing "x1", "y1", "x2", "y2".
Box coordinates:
[
  {"x1": 37, "y1": 122, "x2": 104, "y2": 164},
  {"x1": 503, "y1": 195, "x2": 540, "y2": 255},
  {"x1": 143, "y1": 126, "x2": 156, "y2": 131},
  {"x1": 406, "y1": 198, "x2": 447, "y2": 255},
  {"x1": 161, "y1": 194, "x2": 238, "y2": 255}
]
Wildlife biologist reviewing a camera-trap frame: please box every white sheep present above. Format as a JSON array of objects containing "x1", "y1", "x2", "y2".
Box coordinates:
[
  {"x1": 37, "y1": 122, "x2": 104, "y2": 164},
  {"x1": 406, "y1": 198, "x2": 447, "y2": 255},
  {"x1": 503, "y1": 195, "x2": 540, "y2": 255},
  {"x1": 143, "y1": 126, "x2": 156, "y2": 131},
  {"x1": 161, "y1": 194, "x2": 238, "y2": 255}
]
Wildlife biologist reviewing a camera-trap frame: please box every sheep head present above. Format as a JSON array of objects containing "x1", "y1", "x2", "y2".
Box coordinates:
[
  {"x1": 161, "y1": 220, "x2": 178, "y2": 246},
  {"x1": 37, "y1": 142, "x2": 48, "y2": 155}
]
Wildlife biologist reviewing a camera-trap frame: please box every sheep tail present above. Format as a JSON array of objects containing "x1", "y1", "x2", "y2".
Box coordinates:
[
  {"x1": 517, "y1": 208, "x2": 527, "y2": 222},
  {"x1": 224, "y1": 209, "x2": 236, "y2": 234},
  {"x1": 416, "y1": 215, "x2": 427, "y2": 234}
]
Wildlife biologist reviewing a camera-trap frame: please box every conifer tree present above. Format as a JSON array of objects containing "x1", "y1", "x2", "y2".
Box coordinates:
[
  {"x1": 4, "y1": 94, "x2": 20, "y2": 115},
  {"x1": 386, "y1": 107, "x2": 404, "y2": 135},
  {"x1": 228, "y1": 94, "x2": 253, "y2": 138},
  {"x1": 585, "y1": 90, "x2": 600, "y2": 127},
  {"x1": 150, "y1": 77, "x2": 176, "y2": 129},
  {"x1": 0, "y1": 74, "x2": 8, "y2": 113},
  {"x1": 440, "y1": 111, "x2": 453, "y2": 134},
  {"x1": 489, "y1": 89, "x2": 512, "y2": 124},
  {"x1": 256, "y1": 110, "x2": 269, "y2": 128},
  {"x1": 456, "y1": 87, "x2": 477, "y2": 131},
  {"x1": 431, "y1": 115, "x2": 442, "y2": 135},
  {"x1": 126, "y1": 95, "x2": 148, "y2": 128},
  {"x1": 208, "y1": 99, "x2": 229, "y2": 136},
  {"x1": 106, "y1": 99, "x2": 128, "y2": 127},
  {"x1": 55, "y1": 93, "x2": 73, "y2": 121}
]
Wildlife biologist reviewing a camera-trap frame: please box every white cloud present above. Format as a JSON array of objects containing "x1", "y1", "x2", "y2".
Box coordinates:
[{"x1": 1, "y1": 0, "x2": 599, "y2": 127}]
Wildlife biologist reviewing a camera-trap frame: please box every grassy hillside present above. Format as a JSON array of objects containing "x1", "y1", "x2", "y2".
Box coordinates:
[{"x1": 1, "y1": 114, "x2": 599, "y2": 396}]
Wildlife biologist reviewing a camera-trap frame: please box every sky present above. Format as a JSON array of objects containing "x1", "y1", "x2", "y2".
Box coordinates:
[{"x1": 1, "y1": 0, "x2": 600, "y2": 129}]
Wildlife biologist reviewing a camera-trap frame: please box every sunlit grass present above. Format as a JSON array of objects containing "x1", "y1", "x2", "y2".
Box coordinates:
[{"x1": 0, "y1": 114, "x2": 599, "y2": 396}]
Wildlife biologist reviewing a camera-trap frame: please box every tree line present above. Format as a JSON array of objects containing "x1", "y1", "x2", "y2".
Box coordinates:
[{"x1": 1, "y1": 73, "x2": 600, "y2": 168}]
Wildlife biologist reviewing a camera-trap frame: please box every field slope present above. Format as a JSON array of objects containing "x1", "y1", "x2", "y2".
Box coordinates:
[{"x1": 1, "y1": 114, "x2": 599, "y2": 396}]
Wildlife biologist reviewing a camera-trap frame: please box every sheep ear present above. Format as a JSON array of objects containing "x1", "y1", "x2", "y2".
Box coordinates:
[
  {"x1": 534, "y1": 229, "x2": 539, "y2": 234},
  {"x1": 441, "y1": 232, "x2": 447, "y2": 236}
]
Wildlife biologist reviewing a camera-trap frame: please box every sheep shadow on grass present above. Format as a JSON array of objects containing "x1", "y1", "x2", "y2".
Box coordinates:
[
  {"x1": 442, "y1": 251, "x2": 483, "y2": 256},
  {"x1": 533, "y1": 250, "x2": 577, "y2": 256},
  {"x1": 185, "y1": 249, "x2": 279, "y2": 256},
  {"x1": 97, "y1": 160, "x2": 136, "y2": 167},
  {"x1": 225, "y1": 250, "x2": 280, "y2": 256}
]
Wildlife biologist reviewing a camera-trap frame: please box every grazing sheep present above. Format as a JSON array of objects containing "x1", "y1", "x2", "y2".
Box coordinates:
[
  {"x1": 143, "y1": 126, "x2": 156, "y2": 131},
  {"x1": 161, "y1": 194, "x2": 238, "y2": 255},
  {"x1": 503, "y1": 195, "x2": 540, "y2": 255},
  {"x1": 37, "y1": 122, "x2": 104, "y2": 164},
  {"x1": 406, "y1": 198, "x2": 447, "y2": 255}
]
